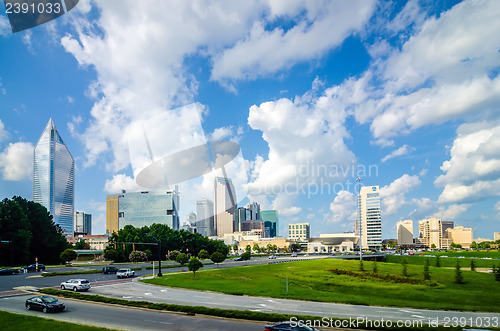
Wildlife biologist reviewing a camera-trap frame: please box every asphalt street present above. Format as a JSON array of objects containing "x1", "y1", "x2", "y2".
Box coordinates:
[{"x1": 0, "y1": 293, "x2": 264, "y2": 330}]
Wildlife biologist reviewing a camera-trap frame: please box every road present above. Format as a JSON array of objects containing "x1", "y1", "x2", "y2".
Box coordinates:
[
  {"x1": 0, "y1": 293, "x2": 264, "y2": 331},
  {"x1": 90, "y1": 281, "x2": 500, "y2": 328}
]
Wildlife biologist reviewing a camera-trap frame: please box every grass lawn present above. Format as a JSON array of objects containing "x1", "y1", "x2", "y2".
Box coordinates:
[
  {"x1": 142, "y1": 259, "x2": 500, "y2": 312},
  {"x1": 0, "y1": 310, "x2": 114, "y2": 330},
  {"x1": 386, "y1": 254, "x2": 500, "y2": 268},
  {"x1": 416, "y1": 250, "x2": 500, "y2": 258}
]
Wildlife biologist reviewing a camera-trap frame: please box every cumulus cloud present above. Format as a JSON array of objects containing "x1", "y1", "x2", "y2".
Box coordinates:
[
  {"x1": 247, "y1": 81, "x2": 356, "y2": 215},
  {"x1": 436, "y1": 121, "x2": 500, "y2": 203},
  {"x1": 381, "y1": 144, "x2": 413, "y2": 162},
  {"x1": 380, "y1": 174, "x2": 421, "y2": 215},
  {"x1": 432, "y1": 203, "x2": 471, "y2": 220},
  {"x1": 103, "y1": 174, "x2": 141, "y2": 193},
  {"x1": 0, "y1": 119, "x2": 8, "y2": 142},
  {"x1": 0, "y1": 142, "x2": 34, "y2": 180},
  {"x1": 329, "y1": 190, "x2": 356, "y2": 224},
  {"x1": 211, "y1": 0, "x2": 376, "y2": 83}
]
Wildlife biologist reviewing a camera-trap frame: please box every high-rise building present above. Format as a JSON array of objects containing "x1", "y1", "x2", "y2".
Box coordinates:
[
  {"x1": 288, "y1": 223, "x2": 310, "y2": 241},
  {"x1": 196, "y1": 198, "x2": 214, "y2": 237},
  {"x1": 246, "y1": 202, "x2": 260, "y2": 221},
  {"x1": 74, "y1": 211, "x2": 92, "y2": 235},
  {"x1": 214, "y1": 177, "x2": 236, "y2": 237},
  {"x1": 356, "y1": 186, "x2": 382, "y2": 249},
  {"x1": 234, "y1": 207, "x2": 248, "y2": 232},
  {"x1": 495, "y1": 232, "x2": 500, "y2": 241},
  {"x1": 33, "y1": 118, "x2": 75, "y2": 235},
  {"x1": 417, "y1": 218, "x2": 452, "y2": 249},
  {"x1": 261, "y1": 210, "x2": 279, "y2": 238},
  {"x1": 397, "y1": 220, "x2": 413, "y2": 246},
  {"x1": 106, "y1": 188, "x2": 180, "y2": 232}
]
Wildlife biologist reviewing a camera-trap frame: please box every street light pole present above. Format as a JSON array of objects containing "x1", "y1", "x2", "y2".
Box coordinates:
[
  {"x1": 149, "y1": 234, "x2": 162, "y2": 277},
  {"x1": 356, "y1": 177, "x2": 363, "y2": 262}
]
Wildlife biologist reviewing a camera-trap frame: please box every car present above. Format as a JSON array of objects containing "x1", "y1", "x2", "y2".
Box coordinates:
[
  {"x1": 234, "y1": 257, "x2": 243, "y2": 261},
  {"x1": 60, "y1": 279, "x2": 91, "y2": 292},
  {"x1": 102, "y1": 266, "x2": 119, "y2": 274},
  {"x1": 268, "y1": 255, "x2": 277, "y2": 259},
  {"x1": 0, "y1": 268, "x2": 19, "y2": 275},
  {"x1": 304, "y1": 254, "x2": 310, "y2": 257},
  {"x1": 117, "y1": 268, "x2": 134, "y2": 278},
  {"x1": 264, "y1": 321, "x2": 321, "y2": 330},
  {"x1": 291, "y1": 253, "x2": 298, "y2": 257},
  {"x1": 21, "y1": 264, "x2": 45, "y2": 272},
  {"x1": 25, "y1": 296, "x2": 65, "y2": 313}
]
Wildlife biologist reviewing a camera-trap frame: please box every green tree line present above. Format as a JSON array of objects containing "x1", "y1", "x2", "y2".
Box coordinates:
[
  {"x1": 0, "y1": 196, "x2": 71, "y2": 266},
  {"x1": 104, "y1": 224, "x2": 230, "y2": 262}
]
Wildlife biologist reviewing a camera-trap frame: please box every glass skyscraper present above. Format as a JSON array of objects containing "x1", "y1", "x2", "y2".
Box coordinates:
[
  {"x1": 33, "y1": 118, "x2": 75, "y2": 235},
  {"x1": 261, "y1": 210, "x2": 278, "y2": 238},
  {"x1": 356, "y1": 186, "x2": 382, "y2": 249},
  {"x1": 196, "y1": 198, "x2": 214, "y2": 237}
]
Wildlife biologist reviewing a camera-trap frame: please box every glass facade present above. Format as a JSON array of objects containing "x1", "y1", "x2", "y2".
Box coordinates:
[
  {"x1": 261, "y1": 210, "x2": 278, "y2": 237},
  {"x1": 118, "y1": 189, "x2": 179, "y2": 230},
  {"x1": 33, "y1": 119, "x2": 74, "y2": 235},
  {"x1": 74, "y1": 211, "x2": 92, "y2": 235},
  {"x1": 357, "y1": 186, "x2": 382, "y2": 249},
  {"x1": 196, "y1": 198, "x2": 214, "y2": 236}
]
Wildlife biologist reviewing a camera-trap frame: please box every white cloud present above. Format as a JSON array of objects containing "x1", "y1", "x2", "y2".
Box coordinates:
[
  {"x1": 279, "y1": 206, "x2": 302, "y2": 217},
  {"x1": 436, "y1": 121, "x2": 500, "y2": 203},
  {"x1": 211, "y1": 0, "x2": 376, "y2": 83},
  {"x1": 0, "y1": 142, "x2": 34, "y2": 180},
  {"x1": 104, "y1": 174, "x2": 141, "y2": 193},
  {"x1": 380, "y1": 174, "x2": 421, "y2": 215},
  {"x1": 0, "y1": 119, "x2": 8, "y2": 142},
  {"x1": 432, "y1": 203, "x2": 471, "y2": 220},
  {"x1": 329, "y1": 190, "x2": 356, "y2": 224},
  {"x1": 247, "y1": 81, "x2": 356, "y2": 215},
  {"x1": 381, "y1": 144, "x2": 413, "y2": 162},
  {"x1": 0, "y1": 16, "x2": 10, "y2": 35}
]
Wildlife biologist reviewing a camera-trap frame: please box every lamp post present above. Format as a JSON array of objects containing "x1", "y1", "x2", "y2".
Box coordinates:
[
  {"x1": 149, "y1": 235, "x2": 162, "y2": 277},
  {"x1": 356, "y1": 177, "x2": 363, "y2": 262}
]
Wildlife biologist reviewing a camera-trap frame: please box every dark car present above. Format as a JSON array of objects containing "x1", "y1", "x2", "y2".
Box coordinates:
[
  {"x1": 265, "y1": 322, "x2": 321, "y2": 331},
  {"x1": 0, "y1": 268, "x2": 19, "y2": 275},
  {"x1": 102, "y1": 266, "x2": 119, "y2": 274},
  {"x1": 25, "y1": 296, "x2": 65, "y2": 313},
  {"x1": 21, "y1": 264, "x2": 46, "y2": 272}
]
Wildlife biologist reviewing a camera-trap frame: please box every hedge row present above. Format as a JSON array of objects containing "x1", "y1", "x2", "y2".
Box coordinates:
[
  {"x1": 327, "y1": 268, "x2": 430, "y2": 285},
  {"x1": 38, "y1": 288, "x2": 463, "y2": 330}
]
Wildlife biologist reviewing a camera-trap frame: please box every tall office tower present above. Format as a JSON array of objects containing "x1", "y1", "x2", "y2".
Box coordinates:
[
  {"x1": 261, "y1": 210, "x2": 279, "y2": 238},
  {"x1": 214, "y1": 177, "x2": 236, "y2": 237},
  {"x1": 356, "y1": 186, "x2": 382, "y2": 249},
  {"x1": 74, "y1": 211, "x2": 92, "y2": 235},
  {"x1": 196, "y1": 198, "x2": 214, "y2": 237},
  {"x1": 234, "y1": 207, "x2": 248, "y2": 232},
  {"x1": 246, "y1": 202, "x2": 260, "y2": 221},
  {"x1": 106, "y1": 188, "x2": 180, "y2": 231},
  {"x1": 442, "y1": 221, "x2": 454, "y2": 237},
  {"x1": 418, "y1": 218, "x2": 452, "y2": 249},
  {"x1": 33, "y1": 118, "x2": 75, "y2": 235},
  {"x1": 397, "y1": 220, "x2": 413, "y2": 246}
]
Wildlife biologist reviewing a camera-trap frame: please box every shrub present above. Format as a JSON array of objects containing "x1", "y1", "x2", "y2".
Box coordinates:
[
  {"x1": 455, "y1": 261, "x2": 464, "y2": 285},
  {"x1": 423, "y1": 258, "x2": 431, "y2": 281}
]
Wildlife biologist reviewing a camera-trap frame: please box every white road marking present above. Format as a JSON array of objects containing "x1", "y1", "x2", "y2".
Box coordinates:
[
  {"x1": 145, "y1": 292, "x2": 152, "y2": 296},
  {"x1": 144, "y1": 320, "x2": 173, "y2": 325}
]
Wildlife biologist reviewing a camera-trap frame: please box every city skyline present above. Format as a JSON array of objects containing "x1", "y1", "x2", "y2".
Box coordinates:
[{"x1": 1, "y1": 1, "x2": 500, "y2": 239}]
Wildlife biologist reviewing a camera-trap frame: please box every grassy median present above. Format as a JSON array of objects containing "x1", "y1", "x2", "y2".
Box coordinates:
[
  {"x1": 0, "y1": 310, "x2": 114, "y2": 330},
  {"x1": 142, "y1": 258, "x2": 500, "y2": 312}
]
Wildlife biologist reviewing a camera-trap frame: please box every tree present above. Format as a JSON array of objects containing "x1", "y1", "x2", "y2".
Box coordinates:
[
  {"x1": 470, "y1": 259, "x2": 476, "y2": 271},
  {"x1": 372, "y1": 260, "x2": 378, "y2": 274},
  {"x1": 253, "y1": 243, "x2": 260, "y2": 253},
  {"x1": 232, "y1": 244, "x2": 238, "y2": 252},
  {"x1": 187, "y1": 257, "x2": 203, "y2": 279},
  {"x1": 198, "y1": 249, "x2": 209, "y2": 260},
  {"x1": 455, "y1": 261, "x2": 464, "y2": 284},
  {"x1": 430, "y1": 243, "x2": 436, "y2": 249},
  {"x1": 423, "y1": 258, "x2": 431, "y2": 281},
  {"x1": 245, "y1": 245, "x2": 251, "y2": 253},
  {"x1": 74, "y1": 240, "x2": 89, "y2": 250},
  {"x1": 103, "y1": 248, "x2": 119, "y2": 262},
  {"x1": 129, "y1": 250, "x2": 147, "y2": 267},
  {"x1": 241, "y1": 251, "x2": 251, "y2": 262},
  {"x1": 60, "y1": 249, "x2": 77, "y2": 263},
  {"x1": 176, "y1": 253, "x2": 189, "y2": 269},
  {"x1": 386, "y1": 241, "x2": 396, "y2": 249},
  {"x1": 470, "y1": 241, "x2": 478, "y2": 250},
  {"x1": 290, "y1": 243, "x2": 301, "y2": 252},
  {"x1": 272, "y1": 244, "x2": 278, "y2": 252},
  {"x1": 169, "y1": 250, "x2": 180, "y2": 261},
  {"x1": 402, "y1": 259, "x2": 408, "y2": 277},
  {"x1": 359, "y1": 259, "x2": 364, "y2": 272},
  {"x1": 210, "y1": 252, "x2": 226, "y2": 268},
  {"x1": 493, "y1": 264, "x2": 500, "y2": 282},
  {"x1": 435, "y1": 256, "x2": 441, "y2": 268}
]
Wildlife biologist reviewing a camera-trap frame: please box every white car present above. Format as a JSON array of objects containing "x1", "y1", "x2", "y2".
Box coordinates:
[
  {"x1": 268, "y1": 255, "x2": 277, "y2": 259},
  {"x1": 60, "y1": 279, "x2": 91, "y2": 292},
  {"x1": 117, "y1": 268, "x2": 135, "y2": 278}
]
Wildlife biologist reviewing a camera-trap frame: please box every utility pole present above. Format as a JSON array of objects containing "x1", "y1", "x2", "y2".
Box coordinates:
[{"x1": 356, "y1": 177, "x2": 363, "y2": 262}]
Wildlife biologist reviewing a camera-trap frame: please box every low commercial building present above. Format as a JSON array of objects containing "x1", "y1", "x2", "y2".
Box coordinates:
[
  {"x1": 307, "y1": 233, "x2": 359, "y2": 253},
  {"x1": 236, "y1": 236, "x2": 297, "y2": 253},
  {"x1": 288, "y1": 223, "x2": 310, "y2": 241},
  {"x1": 446, "y1": 226, "x2": 473, "y2": 248}
]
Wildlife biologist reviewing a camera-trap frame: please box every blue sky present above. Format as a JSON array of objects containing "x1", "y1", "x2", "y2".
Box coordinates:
[{"x1": 0, "y1": 0, "x2": 499, "y2": 239}]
